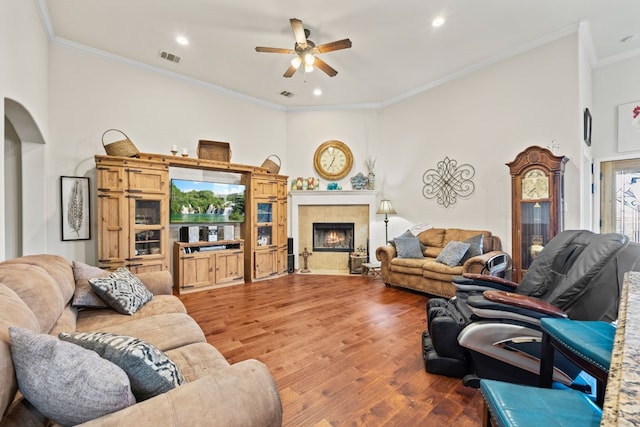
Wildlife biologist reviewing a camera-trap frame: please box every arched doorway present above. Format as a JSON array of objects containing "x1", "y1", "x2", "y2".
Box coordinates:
[{"x1": 4, "y1": 98, "x2": 45, "y2": 260}]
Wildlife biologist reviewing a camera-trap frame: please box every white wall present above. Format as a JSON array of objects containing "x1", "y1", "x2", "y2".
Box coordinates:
[
  {"x1": 46, "y1": 44, "x2": 287, "y2": 262},
  {"x1": 591, "y1": 55, "x2": 640, "y2": 232},
  {"x1": 592, "y1": 56, "x2": 640, "y2": 159},
  {"x1": 0, "y1": 0, "x2": 50, "y2": 260},
  {"x1": 286, "y1": 35, "x2": 583, "y2": 254},
  {"x1": 0, "y1": 6, "x2": 601, "y2": 262}
]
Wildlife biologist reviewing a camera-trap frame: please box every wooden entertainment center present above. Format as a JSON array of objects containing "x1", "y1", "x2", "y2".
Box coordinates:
[{"x1": 95, "y1": 153, "x2": 288, "y2": 293}]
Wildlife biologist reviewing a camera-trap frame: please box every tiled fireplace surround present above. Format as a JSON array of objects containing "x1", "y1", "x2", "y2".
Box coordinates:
[{"x1": 290, "y1": 190, "x2": 377, "y2": 274}]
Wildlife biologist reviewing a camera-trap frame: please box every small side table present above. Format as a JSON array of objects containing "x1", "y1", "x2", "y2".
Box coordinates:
[
  {"x1": 349, "y1": 253, "x2": 367, "y2": 274},
  {"x1": 361, "y1": 262, "x2": 382, "y2": 279}
]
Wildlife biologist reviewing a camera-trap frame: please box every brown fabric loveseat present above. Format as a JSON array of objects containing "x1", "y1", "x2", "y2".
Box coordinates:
[
  {"x1": 0, "y1": 254, "x2": 282, "y2": 426},
  {"x1": 376, "y1": 228, "x2": 509, "y2": 298}
]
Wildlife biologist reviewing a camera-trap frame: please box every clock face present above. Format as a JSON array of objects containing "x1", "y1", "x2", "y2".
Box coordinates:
[
  {"x1": 314, "y1": 140, "x2": 353, "y2": 180},
  {"x1": 521, "y1": 169, "x2": 549, "y2": 200}
]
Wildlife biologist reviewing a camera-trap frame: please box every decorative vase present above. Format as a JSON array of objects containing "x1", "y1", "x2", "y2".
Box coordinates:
[{"x1": 367, "y1": 172, "x2": 375, "y2": 190}]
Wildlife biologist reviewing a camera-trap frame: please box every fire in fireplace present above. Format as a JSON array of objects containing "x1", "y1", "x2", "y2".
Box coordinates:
[{"x1": 313, "y1": 222, "x2": 354, "y2": 252}]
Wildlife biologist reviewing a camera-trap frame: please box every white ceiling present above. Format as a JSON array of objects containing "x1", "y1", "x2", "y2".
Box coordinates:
[{"x1": 40, "y1": 0, "x2": 640, "y2": 109}]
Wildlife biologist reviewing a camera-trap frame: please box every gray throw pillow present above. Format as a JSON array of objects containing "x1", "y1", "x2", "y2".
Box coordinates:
[
  {"x1": 72, "y1": 260, "x2": 109, "y2": 308},
  {"x1": 395, "y1": 237, "x2": 425, "y2": 259},
  {"x1": 390, "y1": 229, "x2": 415, "y2": 246},
  {"x1": 59, "y1": 332, "x2": 186, "y2": 401},
  {"x1": 9, "y1": 327, "x2": 135, "y2": 426},
  {"x1": 460, "y1": 234, "x2": 484, "y2": 264},
  {"x1": 436, "y1": 241, "x2": 471, "y2": 267},
  {"x1": 89, "y1": 268, "x2": 153, "y2": 315}
]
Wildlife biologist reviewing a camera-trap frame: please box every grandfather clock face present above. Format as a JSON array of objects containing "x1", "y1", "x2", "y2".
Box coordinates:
[{"x1": 521, "y1": 169, "x2": 549, "y2": 200}]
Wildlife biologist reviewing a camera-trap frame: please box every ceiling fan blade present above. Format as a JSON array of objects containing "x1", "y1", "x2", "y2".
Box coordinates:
[
  {"x1": 290, "y1": 18, "x2": 307, "y2": 47},
  {"x1": 315, "y1": 39, "x2": 352, "y2": 53},
  {"x1": 255, "y1": 46, "x2": 295, "y2": 54},
  {"x1": 313, "y1": 57, "x2": 338, "y2": 77},
  {"x1": 283, "y1": 64, "x2": 298, "y2": 78}
]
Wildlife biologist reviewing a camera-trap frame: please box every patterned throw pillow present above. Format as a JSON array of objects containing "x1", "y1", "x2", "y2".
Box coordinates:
[
  {"x1": 435, "y1": 241, "x2": 471, "y2": 267},
  {"x1": 59, "y1": 331, "x2": 186, "y2": 401},
  {"x1": 89, "y1": 268, "x2": 153, "y2": 315},
  {"x1": 72, "y1": 260, "x2": 110, "y2": 308},
  {"x1": 9, "y1": 327, "x2": 135, "y2": 426}
]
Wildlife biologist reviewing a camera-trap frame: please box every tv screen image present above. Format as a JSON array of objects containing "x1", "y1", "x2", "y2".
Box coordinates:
[{"x1": 170, "y1": 179, "x2": 246, "y2": 224}]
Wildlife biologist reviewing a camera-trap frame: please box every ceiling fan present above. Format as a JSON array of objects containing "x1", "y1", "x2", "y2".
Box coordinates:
[{"x1": 255, "y1": 18, "x2": 352, "y2": 78}]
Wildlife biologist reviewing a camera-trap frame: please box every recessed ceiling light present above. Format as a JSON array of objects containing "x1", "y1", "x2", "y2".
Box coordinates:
[
  {"x1": 176, "y1": 35, "x2": 189, "y2": 46},
  {"x1": 432, "y1": 17, "x2": 445, "y2": 28},
  {"x1": 313, "y1": 88, "x2": 322, "y2": 96},
  {"x1": 620, "y1": 34, "x2": 639, "y2": 43}
]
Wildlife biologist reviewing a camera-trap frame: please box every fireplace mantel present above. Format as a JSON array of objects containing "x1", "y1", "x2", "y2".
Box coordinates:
[{"x1": 289, "y1": 190, "x2": 378, "y2": 272}]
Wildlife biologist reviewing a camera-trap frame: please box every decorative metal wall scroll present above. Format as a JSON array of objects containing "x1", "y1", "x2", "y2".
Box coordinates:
[{"x1": 422, "y1": 157, "x2": 475, "y2": 208}]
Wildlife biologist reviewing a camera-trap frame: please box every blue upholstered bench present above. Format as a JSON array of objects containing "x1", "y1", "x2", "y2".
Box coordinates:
[
  {"x1": 539, "y1": 318, "x2": 614, "y2": 406},
  {"x1": 480, "y1": 379, "x2": 602, "y2": 427}
]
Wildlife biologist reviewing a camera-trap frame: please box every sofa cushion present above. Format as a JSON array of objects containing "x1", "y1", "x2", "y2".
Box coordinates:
[
  {"x1": 9, "y1": 327, "x2": 135, "y2": 426},
  {"x1": 89, "y1": 268, "x2": 154, "y2": 315},
  {"x1": 72, "y1": 261, "x2": 109, "y2": 308},
  {"x1": 460, "y1": 234, "x2": 484, "y2": 264},
  {"x1": 391, "y1": 257, "x2": 432, "y2": 275},
  {"x1": 395, "y1": 237, "x2": 425, "y2": 259},
  {"x1": 436, "y1": 241, "x2": 470, "y2": 267},
  {"x1": 77, "y1": 312, "x2": 206, "y2": 353},
  {"x1": 75, "y1": 295, "x2": 187, "y2": 331},
  {"x1": 423, "y1": 247, "x2": 443, "y2": 257},
  {"x1": 418, "y1": 228, "x2": 445, "y2": 248},
  {"x1": 0, "y1": 261, "x2": 70, "y2": 334},
  {"x1": 166, "y1": 342, "x2": 230, "y2": 382},
  {"x1": 59, "y1": 332, "x2": 186, "y2": 401}
]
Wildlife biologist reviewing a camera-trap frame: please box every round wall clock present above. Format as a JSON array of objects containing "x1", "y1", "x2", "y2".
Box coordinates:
[{"x1": 313, "y1": 140, "x2": 354, "y2": 180}]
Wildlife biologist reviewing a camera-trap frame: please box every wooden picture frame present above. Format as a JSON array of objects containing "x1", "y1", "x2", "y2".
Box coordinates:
[
  {"x1": 584, "y1": 108, "x2": 592, "y2": 146},
  {"x1": 61, "y1": 176, "x2": 91, "y2": 241}
]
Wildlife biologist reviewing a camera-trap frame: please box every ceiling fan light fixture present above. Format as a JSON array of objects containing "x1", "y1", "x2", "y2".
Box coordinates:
[
  {"x1": 304, "y1": 63, "x2": 314, "y2": 73},
  {"x1": 291, "y1": 56, "x2": 302, "y2": 69},
  {"x1": 304, "y1": 52, "x2": 315, "y2": 65}
]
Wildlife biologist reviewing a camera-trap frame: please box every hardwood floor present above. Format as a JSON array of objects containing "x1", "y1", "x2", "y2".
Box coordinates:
[{"x1": 179, "y1": 274, "x2": 483, "y2": 426}]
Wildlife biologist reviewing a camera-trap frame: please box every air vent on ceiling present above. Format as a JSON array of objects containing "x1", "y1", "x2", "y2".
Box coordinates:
[
  {"x1": 280, "y1": 90, "x2": 294, "y2": 98},
  {"x1": 159, "y1": 50, "x2": 181, "y2": 63}
]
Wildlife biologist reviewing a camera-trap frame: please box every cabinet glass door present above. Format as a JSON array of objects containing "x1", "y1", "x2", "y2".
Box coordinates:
[
  {"x1": 132, "y1": 198, "x2": 164, "y2": 257},
  {"x1": 257, "y1": 202, "x2": 273, "y2": 223},
  {"x1": 256, "y1": 201, "x2": 274, "y2": 247}
]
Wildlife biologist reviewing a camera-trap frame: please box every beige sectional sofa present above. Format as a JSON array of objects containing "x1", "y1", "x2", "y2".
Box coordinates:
[
  {"x1": 0, "y1": 254, "x2": 282, "y2": 426},
  {"x1": 376, "y1": 228, "x2": 509, "y2": 298}
]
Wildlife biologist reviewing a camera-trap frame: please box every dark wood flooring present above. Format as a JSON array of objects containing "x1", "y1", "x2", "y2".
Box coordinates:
[{"x1": 179, "y1": 273, "x2": 483, "y2": 426}]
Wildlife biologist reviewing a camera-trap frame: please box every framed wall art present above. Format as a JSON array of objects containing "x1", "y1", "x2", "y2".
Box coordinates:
[
  {"x1": 60, "y1": 176, "x2": 91, "y2": 241},
  {"x1": 617, "y1": 100, "x2": 640, "y2": 152}
]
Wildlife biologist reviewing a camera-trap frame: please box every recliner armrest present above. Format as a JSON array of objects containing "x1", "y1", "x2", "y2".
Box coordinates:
[
  {"x1": 482, "y1": 290, "x2": 568, "y2": 318},
  {"x1": 462, "y1": 273, "x2": 518, "y2": 290},
  {"x1": 454, "y1": 273, "x2": 518, "y2": 291}
]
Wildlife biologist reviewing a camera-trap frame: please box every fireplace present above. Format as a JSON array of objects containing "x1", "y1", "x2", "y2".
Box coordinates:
[
  {"x1": 313, "y1": 222, "x2": 354, "y2": 252},
  {"x1": 290, "y1": 190, "x2": 377, "y2": 274}
]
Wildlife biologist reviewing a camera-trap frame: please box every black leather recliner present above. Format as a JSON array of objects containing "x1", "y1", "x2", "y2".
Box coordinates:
[{"x1": 422, "y1": 230, "x2": 640, "y2": 388}]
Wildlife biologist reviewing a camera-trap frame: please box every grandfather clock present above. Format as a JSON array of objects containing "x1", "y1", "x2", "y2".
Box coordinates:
[{"x1": 507, "y1": 146, "x2": 568, "y2": 282}]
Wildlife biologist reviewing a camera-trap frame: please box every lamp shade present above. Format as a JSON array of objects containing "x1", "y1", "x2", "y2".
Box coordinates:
[{"x1": 377, "y1": 199, "x2": 397, "y2": 215}]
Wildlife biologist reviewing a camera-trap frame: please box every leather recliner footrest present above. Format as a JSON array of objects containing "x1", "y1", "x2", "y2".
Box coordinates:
[{"x1": 424, "y1": 350, "x2": 468, "y2": 378}]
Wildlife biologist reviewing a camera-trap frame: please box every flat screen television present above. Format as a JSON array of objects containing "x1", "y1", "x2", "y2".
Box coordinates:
[{"x1": 170, "y1": 179, "x2": 246, "y2": 223}]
